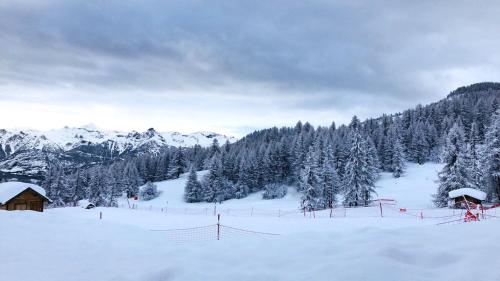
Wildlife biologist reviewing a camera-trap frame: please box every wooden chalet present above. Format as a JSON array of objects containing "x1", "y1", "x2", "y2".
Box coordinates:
[
  {"x1": 448, "y1": 188, "x2": 486, "y2": 208},
  {"x1": 0, "y1": 182, "x2": 51, "y2": 212}
]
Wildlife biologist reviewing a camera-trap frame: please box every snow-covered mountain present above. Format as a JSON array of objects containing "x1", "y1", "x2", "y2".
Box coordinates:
[{"x1": 0, "y1": 126, "x2": 236, "y2": 181}]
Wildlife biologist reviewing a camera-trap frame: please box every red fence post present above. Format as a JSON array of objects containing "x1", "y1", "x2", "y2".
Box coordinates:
[{"x1": 217, "y1": 214, "x2": 221, "y2": 240}]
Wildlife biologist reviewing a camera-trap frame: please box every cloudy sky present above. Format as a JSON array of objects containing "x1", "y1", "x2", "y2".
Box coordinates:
[{"x1": 1, "y1": 1, "x2": 499, "y2": 136}]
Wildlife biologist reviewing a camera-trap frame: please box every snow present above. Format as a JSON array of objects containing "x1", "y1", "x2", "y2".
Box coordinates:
[
  {"x1": 0, "y1": 181, "x2": 48, "y2": 204},
  {"x1": 77, "y1": 199, "x2": 95, "y2": 208},
  {"x1": 0, "y1": 126, "x2": 237, "y2": 154},
  {"x1": 376, "y1": 163, "x2": 444, "y2": 209},
  {"x1": 1, "y1": 163, "x2": 500, "y2": 281},
  {"x1": 121, "y1": 170, "x2": 302, "y2": 211},
  {"x1": 449, "y1": 188, "x2": 487, "y2": 201}
]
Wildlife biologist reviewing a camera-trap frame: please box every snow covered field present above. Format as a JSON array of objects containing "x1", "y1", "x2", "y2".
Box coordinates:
[{"x1": 2, "y1": 163, "x2": 500, "y2": 281}]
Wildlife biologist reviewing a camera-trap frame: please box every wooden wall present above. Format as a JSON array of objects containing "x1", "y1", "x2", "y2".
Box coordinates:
[{"x1": 1, "y1": 189, "x2": 46, "y2": 212}]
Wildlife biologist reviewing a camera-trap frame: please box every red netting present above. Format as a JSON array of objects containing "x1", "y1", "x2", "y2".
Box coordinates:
[
  {"x1": 151, "y1": 223, "x2": 280, "y2": 242},
  {"x1": 219, "y1": 225, "x2": 280, "y2": 240},
  {"x1": 151, "y1": 225, "x2": 218, "y2": 242}
]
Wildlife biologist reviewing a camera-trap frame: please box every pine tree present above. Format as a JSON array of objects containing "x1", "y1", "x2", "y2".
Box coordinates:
[
  {"x1": 483, "y1": 110, "x2": 500, "y2": 202},
  {"x1": 262, "y1": 183, "x2": 287, "y2": 199},
  {"x1": 300, "y1": 144, "x2": 326, "y2": 211},
  {"x1": 467, "y1": 122, "x2": 482, "y2": 191},
  {"x1": 154, "y1": 154, "x2": 169, "y2": 181},
  {"x1": 106, "y1": 167, "x2": 121, "y2": 207},
  {"x1": 322, "y1": 144, "x2": 341, "y2": 207},
  {"x1": 204, "y1": 139, "x2": 221, "y2": 169},
  {"x1": 292, "y1": 132, "x2": 307, "y2": 185},
  {"x1": 185, "y1": 168, "x2": 202, "y2": 203},
  {"x1": 342, "y1": 129, "x2": 376, "y2": 207},
  {"x1": 168, "y1": 147, "x2": 186, "y2": 179},
  {"x1": 42, "y1": 163, "x2": 67, "y2": 207},
  {"x1": 434, "y1": 123, "x2": 470, "y2": 207},
  {"x1": 88, "y1": 168, "x2": 108, "y2": 207},
  {"x1": 411, "y1": 122, "x2": 429, "y2": 164},
  {"x1": 201, "y1": 153, "x2": 226, "y2": 202},
  {"x1": 123, "y1": 161, "x2": 143, "y2": 197},
  {"x1": 140, "y1": 181, "x2": 159, "y2": 201},
  {"x1": 70, "y1": 169, "x2": 89, "y2": 206},
  {"x1": 391, "y1": 138, "x2": 406, "y2": 178}
]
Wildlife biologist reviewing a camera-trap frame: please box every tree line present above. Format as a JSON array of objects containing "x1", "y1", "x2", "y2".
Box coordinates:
[{"x1": 42, "y1": 85, "x2": 500, "y2": 209}]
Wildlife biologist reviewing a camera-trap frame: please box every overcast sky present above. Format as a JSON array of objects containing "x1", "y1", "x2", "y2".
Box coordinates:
[{"x1": 1, "y1": 1, "x2": 499, "y2": 136}]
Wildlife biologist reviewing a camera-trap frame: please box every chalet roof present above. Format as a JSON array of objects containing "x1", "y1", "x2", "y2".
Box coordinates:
[
  {"x1": 448, "y1": 188, "x2": 487, "y2": 201},
  {"x1": 0, "y1": 182, "x2": 51, "y2": 204},
  {"x1": 77, "y1": 199, "x2": 95, "y2": 208}
]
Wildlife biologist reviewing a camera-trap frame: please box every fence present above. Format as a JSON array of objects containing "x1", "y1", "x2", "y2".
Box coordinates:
[
  {"x1": 120, "y1": 202, "x2": 499, "y2": 221},
  {"x1": 150, "y1": 214, "x2": 280, "y2": 242}
]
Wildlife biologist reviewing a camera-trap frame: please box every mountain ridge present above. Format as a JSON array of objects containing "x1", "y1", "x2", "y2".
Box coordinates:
[{"x1": 0, "y1": 126, "x2": 236, "y2": 182}]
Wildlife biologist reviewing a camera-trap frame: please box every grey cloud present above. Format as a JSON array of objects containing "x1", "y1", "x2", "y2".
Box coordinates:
[{"x1": 1, "y1": 0, "x2": 500, "y2": 134}]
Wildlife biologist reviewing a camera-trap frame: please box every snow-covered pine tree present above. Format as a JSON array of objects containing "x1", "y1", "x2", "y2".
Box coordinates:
[
  {"x1": 342, "y1": 127, "x2": 377, "y2": 207},
  {"x1": 292, "y1": 131, "x2": 307, "y2": 186},
  {"x1": 365, "y1": 136, "x2": 380, "y2": 178},
  {"x1": 482, "y1": 109, "x2": 500, "y2": 202},
  {"x1": 123, "y1": 161, "x2": 143, "y2": 197},
  {"x1": 434, "y1": 123, "x2": 470, "y2": 207},
  {"x1": 391, "y1": 138, "x2": 406, "y2": 178},
  {"x1": 410, "y1": 122, "x2": 429, "y2": 164},
  {"x1": 154, "y1": 154, "x2": 169, "y2": 182},
  {"x1": 140, "y1": 181, "x2": 159, "y2": 201},
  {"x1": 467, "y1": 122, "x2": 483, "y2": 191},
  {"x1": 204, "y1": 139, "x2": 221, "y2": 169},
  {"x1": 185, "y1": 168, "x2": 202, "y2": 203},
  {"x1": 262, "y1": 183, "x2": 287, "y2": 199},
  {"x1": 234, "y1": 157, "x2": 253, "y2": 199},
  {"x1": 322, "y1": 144, "x2": 341, "y2": 208},
  {"x1": 234, "y1": 181, "x2": 250, "y2": 199},
  {"x1": 70, "y1": 169, "x2": 89, "y2": 206},
  {"x1": 167, "y1": 147, "x2": 187, "y2": 179},
  {"x1": 385, "y1": 122, "x2": 407, "y2": 178},
  {"x1": 106, "y1": 167, "x2": 122, "y2": 207},
  {"x1": 88, "y1": 168, "x2": 108, "y2": 207},
  {"x1": 300, "y1": 143, "x2": 326, "y2": 211},
  {"x1": 201, "y1": 153, "x2": 226, "y2": 203},
  {"x1": 42, "y1": 163, "x2": 69, "y2": 207}
]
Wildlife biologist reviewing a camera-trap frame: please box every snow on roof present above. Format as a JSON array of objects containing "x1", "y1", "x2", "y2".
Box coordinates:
[
  {"x1": 77, "y1": 199, "x2": 95, "y2": 208},
  {"x1": 0, "y1": 181, "x2": 50, "y2": 204},
  {"x1": 448, "y1": 188, "x2": 487, "y2": 201}
]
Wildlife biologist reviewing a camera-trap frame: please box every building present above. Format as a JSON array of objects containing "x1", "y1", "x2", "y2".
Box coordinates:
[
  {"x1": 78, "y1": 199, "x2": 96, "y2": 209},
  {"x1": 448, "y1": 188, "x2": 486, "y2": 208},
  {"x1": 0, "y1": 182, "x2": 52, "y2": 212}
]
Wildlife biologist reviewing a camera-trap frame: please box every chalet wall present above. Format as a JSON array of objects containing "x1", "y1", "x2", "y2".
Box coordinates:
[{"x1": 2, "y1": 189, "x2": 45, "y2": 212}]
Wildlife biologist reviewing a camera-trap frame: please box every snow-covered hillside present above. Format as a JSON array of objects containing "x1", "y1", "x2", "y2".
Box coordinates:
[
  {"x1": 121, "y1": 162, "x2": 445, "y2": 212},
  {"x1": 1, "y1": 163, "x2": 500, "y2": 281}
]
